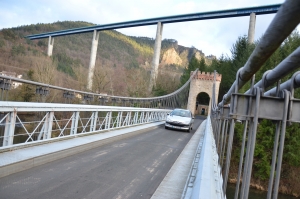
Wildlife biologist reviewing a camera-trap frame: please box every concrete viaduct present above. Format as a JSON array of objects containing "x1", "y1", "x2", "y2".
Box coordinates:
[{"x1": 26, "y1": 4, "x2": 281, "y2": 91}]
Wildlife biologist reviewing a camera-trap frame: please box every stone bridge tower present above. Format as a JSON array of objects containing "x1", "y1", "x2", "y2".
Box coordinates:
[{"x1": 187, "y1": 71, "x2": 222, "y2": 116}]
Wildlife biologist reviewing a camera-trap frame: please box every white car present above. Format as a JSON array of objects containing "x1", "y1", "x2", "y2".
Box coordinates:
[{"x1": 165, "y1": 109, "x2": 194, "y2": 132}]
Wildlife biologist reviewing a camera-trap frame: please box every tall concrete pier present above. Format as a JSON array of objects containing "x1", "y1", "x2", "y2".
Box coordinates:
[
  {"x1": 87, "y1": 30, "x2": 100, "y2": 90},
  {"x1": 47, "y1": 36, "x2": 54, "y2": 56},
  {"x1": 149, "y1": 22, "x2": 163, "y2": 93},
  {"x1": 248, "y1": 13, "x2": 256, "y2": 44}
]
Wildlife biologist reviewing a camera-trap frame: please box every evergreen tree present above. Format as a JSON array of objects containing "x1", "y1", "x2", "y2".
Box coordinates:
[
  {"x1": 199, "y1": 57, "x2": 207, "y2": 72},
  {"x1": 179, "y1": 55, "x2": 212, "y2": 87},
  {"x1": 180, "y1": 55, "x2": 200, "y2": 86}
]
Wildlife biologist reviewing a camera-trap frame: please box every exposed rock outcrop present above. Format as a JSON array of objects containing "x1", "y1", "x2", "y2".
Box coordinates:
[{"x1": 160, "y1": 48, "x2": 182, "y2": 65}]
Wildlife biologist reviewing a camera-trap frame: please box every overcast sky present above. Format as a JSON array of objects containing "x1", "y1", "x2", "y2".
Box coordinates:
[{"x1": 1, "y1": 0, "x2": 298, "y2": 58}]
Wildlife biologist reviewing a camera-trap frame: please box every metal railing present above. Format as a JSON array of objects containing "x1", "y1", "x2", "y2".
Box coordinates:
[
  {"x1": 182, "y1": 116, "x2": 224, "y2": 199},
  {"x1": 0, "y1": 101, "x2": 170, "y2": 148},
  {"x1": 209, "y1": 0, "x2": 300, "y2": 198}
]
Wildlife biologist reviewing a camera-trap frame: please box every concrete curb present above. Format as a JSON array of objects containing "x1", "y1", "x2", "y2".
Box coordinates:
[
  {"x1": 151, "y1": 120, "x2": 206, "y2": 199},
  {"x1": 0, "y1": 122, "x2": 163, "y2": 178}
]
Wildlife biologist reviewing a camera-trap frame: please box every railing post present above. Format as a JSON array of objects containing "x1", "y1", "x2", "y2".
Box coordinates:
[
  {"x1": 145, "y1": 112, "x2": 150, "y2": 122},
  {"x1": 90, "y1": 111, "x2": 98, "y2": 131},
  {"x1": 105, "y1": 111, "x2": 112, "y2": 129},
  {"x1": 139, "y1": 112, "x2": 145, "y2": 123},
  {"x1": 149, "y1": 112, "x2": 154, "y2": 122},
  {"x1": 44, "y1": 111, "x2": 54, "y2": 139},
  {"x1": 216, "y1": 118, "x2": 222, "y2": 149},
  {"x1": 3, "y1": 111, "x2": 16, "y2": 146},
  {"x1": 70, "y1": 111, "x2": 80, "y2": 135},
  {"x1": 267, "y1": 121, "x2": 281, "y2": 199},
  {"x1": 234, "y1": 120, "x2": 248, "y2": 199},
  {"x1": 218, "y1": 119, "x2": 226, "y2": 155},
  {"x1": 240, "y1": 121, "x2": 254, "y2": 199},
  {"x1": 220, "y1": 119, "x2": 229, "y2": 167},
  {"x1": 222, "y1": 118, "x2": 236, "y2": 194},
  {"x1": 272, "y1": 90, "x2": 290, "y2": 199},
  {"x1": 243, "y1": 87, "x2": 261, "y2": 198},
  {"x1": 117, "y1": 111, "x2": 123, "y2": 127},
  {"x1": 133, "y1": 112, "x2": 138, "y2": 125}
]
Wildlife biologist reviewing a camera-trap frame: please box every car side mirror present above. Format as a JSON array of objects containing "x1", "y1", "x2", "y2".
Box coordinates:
[
  {"x1": 192, "y1": 116, "x2": 195, "y2": 119},
  {"x1": 167, "y1": 113, "x2": 170, "y2": 115}
]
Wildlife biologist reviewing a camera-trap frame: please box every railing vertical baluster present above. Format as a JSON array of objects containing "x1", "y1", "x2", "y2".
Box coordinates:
[
  {"x1": 267, "y1": 121, "x2": 281, "y2": 199},
  {"x1": 272, "y1": 90, "x2": 289, "y2": 199},
  {"x1": 243, "y1": 88, "x2": 261, "y2": 198},
  {"x1": 220, "y1": 119, "x2": 229, "y2": 167},
  {"x1": 218, "y1": 119, "x2": 226, "y2": 159},
  {"x1": 222, "y1": 118, "x2": 236, "y2": 194},
  {"x1": 240, "y1": 121, "x2": 253, "y2": 199},
  {"x1": 234, "y1": 120, "x2": 248, "y2": 199},
  {"x1": 216, "y1": 118, "x2": 222, "y2": 151}
]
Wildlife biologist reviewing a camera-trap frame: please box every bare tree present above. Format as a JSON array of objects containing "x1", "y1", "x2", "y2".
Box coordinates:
[
  {"x1": 32, "y1": 56, "x2": 57, "y2": 84},
  {"x1": 155, "y1": 70, "x2": 180, "y2": 94},
  {"x1": 126, "y1": 68, "x2": 149, "y2": 97},
  {"x1": 30, "y1": 56, "x2": 59, "y2": 102},
  {"x1": 92, "y1": 64, "x2": 112, "y2": 94},
  {"x1": 74, "y1": 65, "x2": 88, "y2": 91}
]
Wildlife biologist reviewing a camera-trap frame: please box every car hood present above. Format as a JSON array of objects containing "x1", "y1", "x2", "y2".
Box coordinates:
[{"x1": 167, "y1": 115, "x2": 191, "y2": 123}]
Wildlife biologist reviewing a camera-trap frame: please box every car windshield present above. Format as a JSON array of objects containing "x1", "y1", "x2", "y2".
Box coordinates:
[{"x1": 171, "y1": 110, "x2": 190, "y2": 117}]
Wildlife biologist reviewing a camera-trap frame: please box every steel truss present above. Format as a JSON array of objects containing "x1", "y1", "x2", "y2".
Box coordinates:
[{"x1": 209, "y1": 1, "x2": 300, "y2": 198}]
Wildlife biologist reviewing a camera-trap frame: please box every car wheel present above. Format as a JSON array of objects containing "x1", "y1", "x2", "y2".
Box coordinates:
[
  {"x1": 187, "y1": 127, "x2": 191, "y2": 133},
  {"x1": 165, "y1": 126, "x2": 168, "y2": 130}
]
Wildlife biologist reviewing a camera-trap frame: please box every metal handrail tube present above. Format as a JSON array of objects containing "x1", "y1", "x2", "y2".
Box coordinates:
[
  {"x1": 218, "y1": 0, "x2": 300, "y2": 107},
  {"x1": 0, "y1": 101, "x2": 170, "y2": 112},
  {"x1": 0, "y1": 69, "x2": 198, "y2": 102},
  {"x1": 245, "y1": 47, "x2": 300, "y2": 94},
  {"x1": 264, "y1": 72, "x2": 300, "y2": 96}
]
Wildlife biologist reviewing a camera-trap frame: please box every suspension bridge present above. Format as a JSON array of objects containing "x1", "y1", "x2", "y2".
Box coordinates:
[{"x1": 1, "y1": 0, "x2": 300, "y2": 198}]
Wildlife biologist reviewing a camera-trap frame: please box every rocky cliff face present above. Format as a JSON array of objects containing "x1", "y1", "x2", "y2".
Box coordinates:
[
  {"x1": 159, "y1": 46, "x2": 215, "y2": 69},
  {"x1": 160, "y1": 48, "x2": 182, "y2": 66}
]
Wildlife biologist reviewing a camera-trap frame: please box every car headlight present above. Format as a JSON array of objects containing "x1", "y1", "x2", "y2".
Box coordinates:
[
  {"x1": 166, "y1": 117, "x2": 172, "y2": 122},
  {"x1": 182, "y1": 120, "x2": 190, "y2": 125}
]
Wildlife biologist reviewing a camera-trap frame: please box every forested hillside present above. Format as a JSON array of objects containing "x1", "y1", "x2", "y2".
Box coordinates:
[
  {"x1": 180, "y1": 31, "x2": 300, "y2": 197},
  {"x1": 0, "y1": 21, "x2": 213, "y2": 99}
]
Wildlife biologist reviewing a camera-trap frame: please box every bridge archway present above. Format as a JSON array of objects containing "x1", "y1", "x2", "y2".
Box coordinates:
[
  {"x1": 187, "y1": 71, "x2": 221, "y2": 116},
  {"x1": 196, "y1": 92, "x2": 210, "y2": 115}
]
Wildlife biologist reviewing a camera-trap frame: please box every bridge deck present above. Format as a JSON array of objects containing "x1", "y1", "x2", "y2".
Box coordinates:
[
  {"x1": 0, "y1": 118, "x2": 204, "y2": 199},
  {"x1": 0, "y1": 122, "x2": 164, "y2": 177}
]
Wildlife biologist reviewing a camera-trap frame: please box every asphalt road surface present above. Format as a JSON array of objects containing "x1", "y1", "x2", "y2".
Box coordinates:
[{"x1": 0, "y1": 117, "x2": 205, "y2": 199}]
